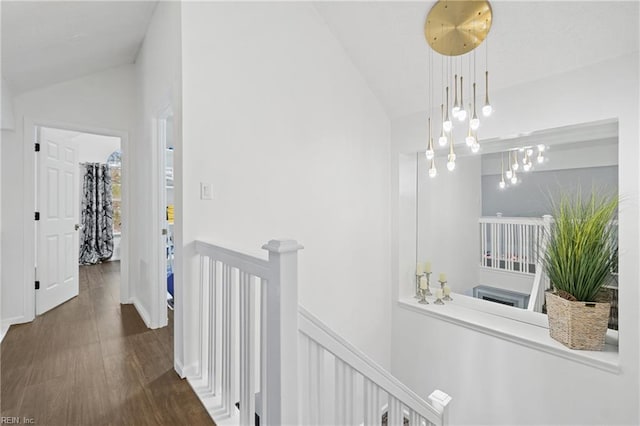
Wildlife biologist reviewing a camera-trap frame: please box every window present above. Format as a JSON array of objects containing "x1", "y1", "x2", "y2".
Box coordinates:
[{"x1": 107, "y1": 150, "x2": 122, "y2": 234}]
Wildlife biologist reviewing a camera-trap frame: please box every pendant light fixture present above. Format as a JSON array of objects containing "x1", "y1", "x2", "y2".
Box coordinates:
[
  {"x1": 470, "y1": 137, "x2": 480, "y2": 153},
  {"x1": 482, "y1": 34, "x2": 493, "y2": 117},
  {"x1": 505, "y1": 151, "x2": 513, "y2": 180},
  {"x1": 523, "y1": 148, "x2": 533, "y2": 171},
  {"x1": 443, "y1": 86, "x2": 452, "y2": 132},
  {"x1": 438, "y1": 104, "x2": 448, "y2": 146},
  {"x1": 452, "y1": 73, "x2": 460, "y2": 118},
  {"x1": 429, "y1": 158, "x2": 438, "y2": 178},
  {"x1": 465, "y1": 123, "x2": 475, "y2": 147},
  {"x1": 447, "y1": 133, "x2": 456, "y2": 171},
  {"x1": 423, "y1": 0, "x2": 494, "y2": 178},
  {"x1": 426, "y1": 118, "x2": 435, "y2": 160},
  {"x1": 470, "y1": 83, "x2": 480, "y2": 131},
  {"x1": 457, "y1": 76, "x2": 467, "y2": 121},
  {"x1": 483, "y1": 70, "x2": 493, "y2": 117}
]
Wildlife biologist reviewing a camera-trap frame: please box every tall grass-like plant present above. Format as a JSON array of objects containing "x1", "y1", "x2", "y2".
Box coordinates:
[{"x1": 543, "y1": 191, "x2": 618, "y2": 302}]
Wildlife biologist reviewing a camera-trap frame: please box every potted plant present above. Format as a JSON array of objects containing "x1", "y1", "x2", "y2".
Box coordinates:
[{"x1": 542, "y1": 191, "x2": 618, "y2": 350}]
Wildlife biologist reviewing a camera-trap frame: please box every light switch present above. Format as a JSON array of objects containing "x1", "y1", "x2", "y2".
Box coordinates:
[{"x1": 200, "y1": 182, "x2": 213, "y2": 200}]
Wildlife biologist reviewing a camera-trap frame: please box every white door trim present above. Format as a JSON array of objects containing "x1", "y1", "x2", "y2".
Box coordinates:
[
  {"x1": 24, "y1": 118, "x2": 131, "y2": 320},
  {"x1": 151, "y1": 104, "x2": 173, "y2": 330}
]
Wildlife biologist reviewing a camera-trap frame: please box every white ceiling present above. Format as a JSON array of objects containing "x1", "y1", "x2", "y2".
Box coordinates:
[
  {"x1": 313, "y1": 1, "x2": 640, "y2": 119},
  {"x1": 2, "y1": 1, "x2": 157, "y2": 94}
]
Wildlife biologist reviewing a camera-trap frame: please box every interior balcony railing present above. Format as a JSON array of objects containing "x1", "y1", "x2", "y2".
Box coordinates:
[{"x1": 187, "y1": 239, "x2": 452, "y2": 426}]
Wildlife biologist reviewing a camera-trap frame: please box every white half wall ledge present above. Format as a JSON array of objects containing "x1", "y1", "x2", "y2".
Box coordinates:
[{"x1": 397, "y1": 297, "x2": 621, "y2": 374}]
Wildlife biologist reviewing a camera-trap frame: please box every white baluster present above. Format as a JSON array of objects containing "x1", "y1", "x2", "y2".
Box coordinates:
[
  {"x1": 207, "y1": 257, "x2": 215, "y2": 395},
  {"x1": 239, "y1": 271, "x2": 256, "y2": 425},
  {"x1": 388, "y1": 396, "x2": 403, "y2": 426},
  {"x1": 492, "y1": 222, "x2": 496, "y2": 268},
  {"x1": 307, "y1": 339, "x2": 324, "y2": 425},
  {"x1": 335, "y1": 358, "x2": 346, "y2": 426},
  {"x1": 497, "y1": 222, "x2": 502, "y2": 269},
  {"x1": 345, "y1": 364, "x2": 355, "y2": 425},
  {"x1": 409, "y1": 410, "x2": 420, "y2": 426},
  {"x1": 222, "y1": 263, "x2": 231, "y2": 415},
  {"x1": 481, "y1": 223, "x2": 486, "y2": 267},
  {"x1": 198, "y1": 255, "x2": 204, "y2": 379},
  {"x1": 363, "y1": 378, "x2": 380, "y2": 425},
  {"x1": 260, "y1": 277, "x2": 268, "y2": 424}
]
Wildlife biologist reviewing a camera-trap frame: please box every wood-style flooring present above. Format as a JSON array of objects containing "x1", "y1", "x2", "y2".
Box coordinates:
[{"x1": 1, "y1": 261, "x2": 214, "y2": 426}]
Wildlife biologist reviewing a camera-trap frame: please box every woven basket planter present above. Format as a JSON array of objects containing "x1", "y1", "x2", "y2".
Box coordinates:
[{"x1": 546, "y1": 292, "x2": 610, "y2": 351}]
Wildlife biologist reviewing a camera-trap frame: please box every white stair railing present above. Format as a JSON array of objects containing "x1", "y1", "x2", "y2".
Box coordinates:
[
  {"x1": 189, "y1": 238, "x2": 452, "y2": 426},
  {"x1": 299, "y1": 307, "x2": 451, "y2": 426},
  {"x1": 478, "y1": 216, "x2": 546, "y2": 274},
  {"x1": 189, "y1": 239, "x2": 302, "y2": 426}
]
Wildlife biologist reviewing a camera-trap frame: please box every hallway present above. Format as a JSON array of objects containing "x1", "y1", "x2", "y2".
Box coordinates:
[{"x1": 0, "y1": 262, "x2": 214, "y2": 426}]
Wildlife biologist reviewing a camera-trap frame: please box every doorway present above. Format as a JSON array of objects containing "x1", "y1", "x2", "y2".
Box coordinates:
[
  {"x1": 154, "y1": 108, "x2": 174, "y2": 330},
  {"x1": 34, "y1": 124, "x2": 127, "y2": 314}
]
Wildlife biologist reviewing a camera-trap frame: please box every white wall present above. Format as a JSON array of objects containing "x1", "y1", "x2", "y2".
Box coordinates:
[
  {"x1": 1, "y1": 78, "x2": 15, "y2": 130},
  {"x1": 391, "y1": 53, "x2": 640, "y2": 424},
  {"x1": 76, "y1": 132, "x2": 120, "y2": 163},
  {"x1": 131, "y1": 1, "x2": 181, "y2": 335},
  {"x1": 181, "y1": 2, "x2": 391, "y2": 371},
  {"x1": 1, "y1": 65, "x2": 136, "y2": 327}
]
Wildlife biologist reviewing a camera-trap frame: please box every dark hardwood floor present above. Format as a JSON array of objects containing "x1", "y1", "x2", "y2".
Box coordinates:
[{"x1": 1, "y1": 261, "x2": 214, "y2": 426}]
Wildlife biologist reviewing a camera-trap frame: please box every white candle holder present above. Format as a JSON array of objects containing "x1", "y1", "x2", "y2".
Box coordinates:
[
  {"x1": 435, "y1": 280, "x2": 446, "y2": 305},
  {"x1": 418, "y1": 287, "x2": 429, "y2": 304},
  {"x1": 439, "y1": 279, "x2": 447, "y2": 290},
  {"x1": 424, "y1": 272, "x2": 433, "y2": 296},
  {"x1": 443, "y1": 287, "x2": 453, "y2": 302},
  {"x1": 414, "y1": 273, "x2": 423, "y2": 299}
]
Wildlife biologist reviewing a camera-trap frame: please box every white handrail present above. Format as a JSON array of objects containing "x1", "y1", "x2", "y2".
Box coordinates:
[
  {"x1": 298, "y1": 306, "x2": 450, "y2": 425},
  {"x1": 194, "y1": 240, "x2": 271, "y2": 278},
  {"x1": 478, "y1": 216, "x2": 545, "y2": 225}
]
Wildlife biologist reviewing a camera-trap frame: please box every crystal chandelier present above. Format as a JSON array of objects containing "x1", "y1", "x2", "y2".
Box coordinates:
[{"x1": 424, "y1": 0, "x2": 494, "y2": 177}]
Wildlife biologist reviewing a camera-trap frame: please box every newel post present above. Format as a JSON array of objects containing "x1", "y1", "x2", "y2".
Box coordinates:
[
  {"x1": 429, "y1": 389, "x2": 452, "y2": 425},
  {"x1": 262, "y1": 239, "x2": 304, "y2": 426}
]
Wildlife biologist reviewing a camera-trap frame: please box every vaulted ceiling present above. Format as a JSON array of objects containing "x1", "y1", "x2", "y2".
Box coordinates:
[
  {"x1": 1, "y1": 1, "x2": 157, "y2": 94},
  {"x1": 2, "y1": 1, "x2": 638, "y2": 119},
  {"x1": 313, "y1": 1, "x2": 640, "y2": 119}
]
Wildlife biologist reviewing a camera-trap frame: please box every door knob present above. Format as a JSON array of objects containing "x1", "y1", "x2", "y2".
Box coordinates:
[{"x1": 75, "y1": 224, "x2": 81, "y2": 231}]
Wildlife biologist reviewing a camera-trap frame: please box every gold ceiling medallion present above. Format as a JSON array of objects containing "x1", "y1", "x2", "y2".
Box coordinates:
[{"x1": 425, "y1": 0, "x2": 493, "y2": 56}]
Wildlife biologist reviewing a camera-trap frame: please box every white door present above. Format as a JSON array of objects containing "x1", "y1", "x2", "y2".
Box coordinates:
[{"x1": 36, "y1": 127, "x2": 80, "y2": 315}]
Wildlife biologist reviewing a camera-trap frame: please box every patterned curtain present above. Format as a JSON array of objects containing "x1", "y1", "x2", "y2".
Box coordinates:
[{"x1": 79, "y1": 163, "x2": 114, "y2": 264}]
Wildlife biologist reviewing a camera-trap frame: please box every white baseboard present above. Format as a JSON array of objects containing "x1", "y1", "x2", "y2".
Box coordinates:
[
  {"x1": 182, "y1": 362, "x2": 198, "y2": 378},
  {"x1": 0, "y1": 323, "x2": 9, "y2": 343},
  {"x1": 1, "y1": 315, "x2": 30, "y2": 343},
  {"x1": 174, "y1": 359, "x2": 186, "y2": 378},
  {"x1": 131, "y1": 297, "x2": 152, "y2": 329}
]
